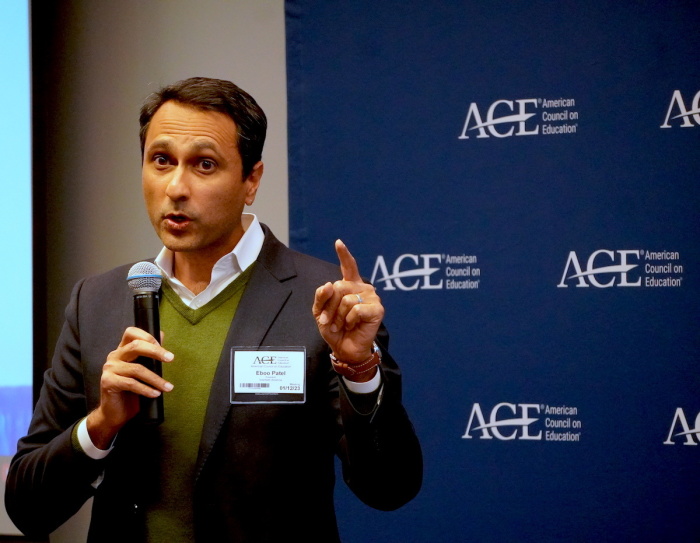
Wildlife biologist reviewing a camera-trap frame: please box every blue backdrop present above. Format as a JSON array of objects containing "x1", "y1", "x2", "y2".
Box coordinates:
[{"x1": 286, "y1": 1, "x2": 700, "y2": 541}]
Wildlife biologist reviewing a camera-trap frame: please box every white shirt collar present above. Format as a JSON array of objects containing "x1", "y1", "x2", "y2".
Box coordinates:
[{"x1": 154, "y1": 213, "x2": 265, "y2": 309}]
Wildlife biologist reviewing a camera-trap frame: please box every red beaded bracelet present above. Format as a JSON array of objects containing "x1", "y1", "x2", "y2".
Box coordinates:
[{"x1": 330, "y1": 343, "x2": 381, "y2": 378}]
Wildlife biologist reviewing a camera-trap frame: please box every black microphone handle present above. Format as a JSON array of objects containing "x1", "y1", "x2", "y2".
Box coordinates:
[{"x1": 133, "y1": 292, "x2": 164, "y2": 425}]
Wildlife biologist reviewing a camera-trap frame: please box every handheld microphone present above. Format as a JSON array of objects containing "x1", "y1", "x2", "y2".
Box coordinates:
[{"x1": 126, "y1": 261, "x2": 164, "y2": 425}]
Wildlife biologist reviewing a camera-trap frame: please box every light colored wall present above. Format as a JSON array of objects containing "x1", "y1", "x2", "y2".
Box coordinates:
[{"x1": 41, "y1": 2, "x2": 287, "y2": 541}]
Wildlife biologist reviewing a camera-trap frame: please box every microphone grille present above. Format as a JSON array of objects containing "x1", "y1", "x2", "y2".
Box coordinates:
[{"x1": 126, "y1": 261, "x2": 162, "y2": 293}]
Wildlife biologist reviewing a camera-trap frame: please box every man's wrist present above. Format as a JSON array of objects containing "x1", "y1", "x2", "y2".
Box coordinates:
[
  {"x1": 330, "y1": 342, "x2": 381, "y2": 381},
  {"x1": 76, "y1": 417, "x2": 113, "y2": 460},
  {"x1": 343, "y1": 368, "x2": 382, "y2": 393},
  {"x1": 85, "y1": 409, "x2": 120, "y2": 452}
]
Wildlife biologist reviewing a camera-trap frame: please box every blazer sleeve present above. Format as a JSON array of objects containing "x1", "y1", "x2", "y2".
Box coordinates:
[
  {"x1": 334, "y1": 326, "x2": 423, "y2": 511},
  {"x1": 4, "y1": 278, "x2": 107, "y2": 537}
]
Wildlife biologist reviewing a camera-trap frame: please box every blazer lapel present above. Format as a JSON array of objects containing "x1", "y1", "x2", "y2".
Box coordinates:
[{"x1": 194, "y1": 228, "x2": 296, "y2": 480}]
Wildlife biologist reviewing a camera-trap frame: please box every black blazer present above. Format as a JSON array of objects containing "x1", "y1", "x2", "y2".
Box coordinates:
[{"x1": 5, "y1": 226, "x2": 422, "y2": 542}]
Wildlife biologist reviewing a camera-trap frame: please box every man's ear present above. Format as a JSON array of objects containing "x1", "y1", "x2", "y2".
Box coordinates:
[{"x1": 245, "y1": 161, "x2": 264, "y2": 206}]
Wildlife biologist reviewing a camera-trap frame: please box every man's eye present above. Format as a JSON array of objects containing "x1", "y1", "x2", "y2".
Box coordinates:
[
  {"x1": 154, "y1": 155, "x2": 169, "y2": 166},
  {"x1": 199, "y1": 159, "x2": 216, "y2": 171}
]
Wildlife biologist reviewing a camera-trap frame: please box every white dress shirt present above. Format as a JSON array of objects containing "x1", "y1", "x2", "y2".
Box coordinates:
[{"x1": 154, "y1": 213, "x2": 264, "y2": 309}]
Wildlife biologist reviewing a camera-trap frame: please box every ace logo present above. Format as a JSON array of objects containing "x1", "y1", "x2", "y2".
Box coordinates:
[
  {"x1": 370, "y1": 254, "x2": 443, "y2": 291},
  {"x1": 660, "y1": 90, "x2": 700, "y2": 128},
  {"x1": 253, "y1": 356, "x2": 277, "y2": 365},
  {"x1": 462, "y1": 403, "x2": 542, "y2": 440},
  {"x1": 663, "y1": 408, "x2": 700, "y2": 445},
  {"x1": 557, "y1": 250, "x2": 641, "y2": 288},
  {"x1": 458, "y1": 98, "x2": 539, "y2": 139}
]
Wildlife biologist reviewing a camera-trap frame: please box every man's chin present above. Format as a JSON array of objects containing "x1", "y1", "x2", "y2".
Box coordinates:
[
  {"x1": 163, "y1": 242, "x2": 199, "y2": 253},
  {"x1": 158, "y1": 232, "x2": 198, "y2": 253}
]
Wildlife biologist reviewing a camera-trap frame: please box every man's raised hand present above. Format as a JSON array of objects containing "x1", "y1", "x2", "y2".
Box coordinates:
[{"x1": 312, "y1": 240, "x2": 384, "y2": 365}]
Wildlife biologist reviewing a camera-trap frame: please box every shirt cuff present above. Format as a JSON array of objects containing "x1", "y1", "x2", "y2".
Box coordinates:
[
  {"x1": 76, "y1": 417, "x2": 113, "y2": 460},
  {"x1": 342, "y1": 368, "x2": 382, "y2": 394}
]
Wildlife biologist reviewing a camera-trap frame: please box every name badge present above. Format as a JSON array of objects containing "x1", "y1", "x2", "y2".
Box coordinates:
[{"x1": 230, "y1": 347, "x2": 306, "y2": 404}]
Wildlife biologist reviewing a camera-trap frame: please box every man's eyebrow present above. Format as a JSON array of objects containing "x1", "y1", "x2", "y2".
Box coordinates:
[
  {"x1": 191, "y1": 140, "x2": 220, "y2": 153},
  {"x1": 146, "y1": 139, "x2": 173, "y2": 152},
  {"x1": 145, "y1": 139, "x2": 225, "y2": 157}
]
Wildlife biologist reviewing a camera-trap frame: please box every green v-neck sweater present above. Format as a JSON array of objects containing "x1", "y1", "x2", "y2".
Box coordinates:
[{"x1": 145, "y1": 264, "x2": 254, "y2": 541}]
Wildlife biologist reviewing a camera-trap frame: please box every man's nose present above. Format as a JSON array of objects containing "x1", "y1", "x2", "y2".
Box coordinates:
[{"x1": 164, "y1": 167, "x2": 190, "y2": 200}]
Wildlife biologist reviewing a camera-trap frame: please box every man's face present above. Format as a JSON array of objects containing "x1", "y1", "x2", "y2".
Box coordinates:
[{"x1": 142, "y1": 101, "x2": 262, "y2": 262}]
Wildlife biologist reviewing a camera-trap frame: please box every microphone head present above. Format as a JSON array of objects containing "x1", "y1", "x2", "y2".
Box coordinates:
[{"x1": 127, "y1": 261, "x2": 162, "y2": 293}]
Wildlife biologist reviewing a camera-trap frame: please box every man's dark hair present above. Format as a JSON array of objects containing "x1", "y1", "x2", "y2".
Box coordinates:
[{"x1": 139, "y1": 77, "x2": 267, "y2": 177}]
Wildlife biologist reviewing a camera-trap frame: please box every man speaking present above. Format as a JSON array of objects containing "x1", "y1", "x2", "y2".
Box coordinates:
[{"x1": 5, "y1": 77, "x2": 422, "y2": 541}]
